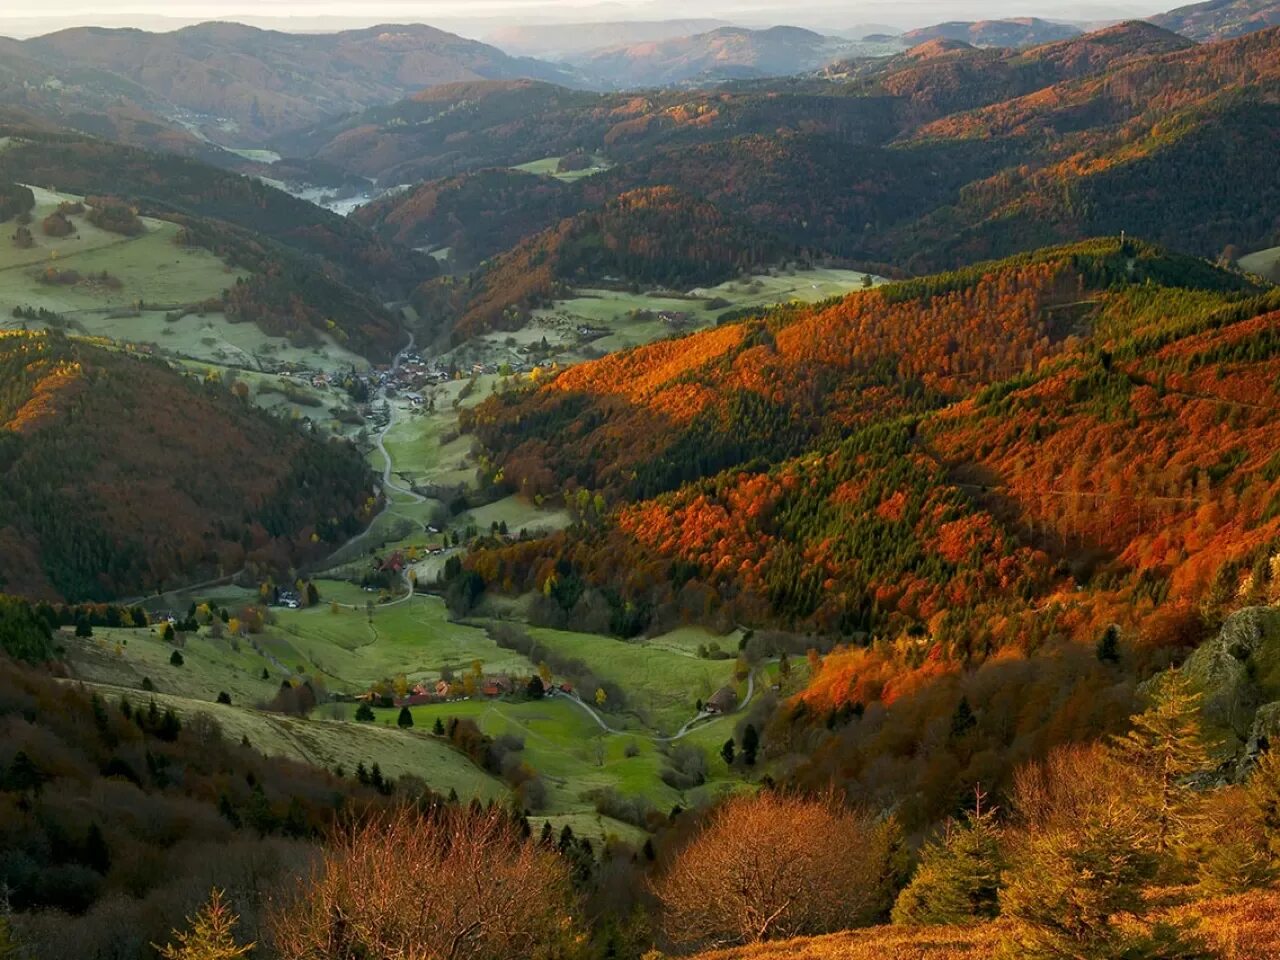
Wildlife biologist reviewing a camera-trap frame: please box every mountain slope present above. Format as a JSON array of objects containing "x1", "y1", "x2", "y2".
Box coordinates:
[
  {"x1": 353, "y1": 169, "x2": 582, "y2": 268},
  {"x1": 0, "y1": 131, "x2": 433, "y2": 358},
  {"x1": 902, "y1": 17, "x2": 1084, "y2": 47},
  {"x1": 291, "y1": 79, "x2": 899, "y2": 185},
  {"x1": 317, "y1": 22, "x2": 1274, "y2": 278},
  {"x1": 569, "y1": 26, "x2": 874, "y2": 89},
  {"x1": 453, "y1": 240, "x2": 1280, "y2": 823},
  {"x1": 485, "y1": 19, "x2": 730, "y2": 59},
  {"x1": 19, "y1": 22, "x2": 578, "y2": 146},
  {"x1": 0, "y1": 332, "x2": 374, "y2": 601},
  {"x1": 417, "y1": 186, "x2": 794, "y2": 341},
  {"x1": 1151, "y1": 0, "x2": 1280, "y2": 40}
]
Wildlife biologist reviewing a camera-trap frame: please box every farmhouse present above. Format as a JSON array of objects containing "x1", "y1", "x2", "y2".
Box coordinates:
[
  {"x1": 481, "y1": 675, "x2": 514, "y2": 697},
  {"x1": 705, "y1": 686, "x2": 738, "y2": 715}
]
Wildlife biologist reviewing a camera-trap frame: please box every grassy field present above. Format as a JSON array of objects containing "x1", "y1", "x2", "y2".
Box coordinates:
[
  {"x1": 387, "y1": 695, "x2": 746, "y2": 844},
  {"x1": 0, "y1": 187, "x2": 369, "y2": 430},
  {"x1": 1240, "y1": 245, "x2": 1280, "y2": 283},
  {"x1": 69, "y1": 676, "x2": 506, "y2": 800},
  {"x1": 693, "y1": 267, "x2": 881, "y2": 309},
  {"x1": 511, "y1": 155, "x2": 611, "y2": 182},
  {"x1": 0, "y1": 188, "x2": 241, "y2": 317},
  {"x1": 68, "y1": 593, "x2": 764, "y2": 838},
  {"x1": 258, "y1": 591, "x2": 539, "y2": 692},
  {"x1": 522, "y1": 625, "x2": 740, "y2": 733},
  {"x1": 516, "y1": 268, "x2": 883, "y2": 362}
]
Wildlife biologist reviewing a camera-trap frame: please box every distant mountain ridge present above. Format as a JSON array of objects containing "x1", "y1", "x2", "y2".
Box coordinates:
[
  {"x1": 1151, "y1": 0, "x2": 1280, "y2": 39},
  {"x1": 3, "y1": 21, "x2": 580, "y2": 151},
  {"x1": 901, "y1": 17, "x2": 1085, "y2": 47},
  {"x1": 566, "y1": 25, "x2": 893, "y2": 88},
  {"x1": 484, "y1": 19, "x2": 731, "y2": 59}
]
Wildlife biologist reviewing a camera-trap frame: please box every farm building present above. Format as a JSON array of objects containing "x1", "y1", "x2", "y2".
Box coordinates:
[{"x1": 705, "y1": 686, "x2": 738, "y2": 714}]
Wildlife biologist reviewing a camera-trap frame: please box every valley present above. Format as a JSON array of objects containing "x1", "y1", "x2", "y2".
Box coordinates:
[{"x1": 4, "y1": 5, "x2": 1280, "y2": 958}]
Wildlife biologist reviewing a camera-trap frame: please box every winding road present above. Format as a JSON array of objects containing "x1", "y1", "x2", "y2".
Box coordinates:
[{"x1": 561, "y1": 661, "x2": 768, "y2": 742}]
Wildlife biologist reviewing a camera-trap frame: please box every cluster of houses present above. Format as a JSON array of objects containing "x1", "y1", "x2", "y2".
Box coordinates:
[{"x1": 376, "y1": 351, "x2": 463, "y2": 396}]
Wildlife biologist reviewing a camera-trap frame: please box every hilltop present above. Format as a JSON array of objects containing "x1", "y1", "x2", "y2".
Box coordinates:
[
  {"x1": 0, "y1": 332, "x2": 374, "y2": 601},
  {"x1": 901, "y1": 17, "x2": 1083, "y2": 47},
  {"x1": 567, "y1": 26, "x2": 885, "y2": 89}
]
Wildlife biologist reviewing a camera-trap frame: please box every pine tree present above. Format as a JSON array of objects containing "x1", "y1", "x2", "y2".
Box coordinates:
[
  {"x1": 1113, "y1": 670, "x2": 1213, "y2": 860},
  {"x1": 721, "y1": 739, "x2": 736, "y2": 766},
  {"x1": 949, "y1": 696, "x2": 977, "y2": 739},
  {"x1": 892, "y1": 791, "x2": 1004, "y2": 925},
  {"x1": 998, "y1": 803, "x2": 1201, "y2": 960},
  {"x1": 432, "y1": 717, "x2": 445, "y2": 736},
  {"x1": 1096, "y1": 624, "x2": 1122, "y2": 664},
  {"x1": 155, "y1": 888, "x2": 254, "y2": 960},
  {"x1": 397, "y1": 706, "x2": 414, "y2": 728},
  {"x1": 355, "y1": 702, "x2": 375, "y2": 722},
  {"x1": 1246, "y1": 748, "x2": 1280, "y2": 865},
  {"x1": 741, "y1": 724, "x2": 759, "y2": 766}
]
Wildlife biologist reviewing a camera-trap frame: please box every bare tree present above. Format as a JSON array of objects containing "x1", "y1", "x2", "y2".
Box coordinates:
[
  {"x1": 652, "y1": 792, "x2": 895, "y2": 948},
  {"x1": 269, "y1": 805, "x2": 580, "y2": 960}
]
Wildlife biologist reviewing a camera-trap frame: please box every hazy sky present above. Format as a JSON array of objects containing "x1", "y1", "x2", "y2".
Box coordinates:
[{"x1": 0, "y1": 0, "x2": 1168, "y2": 38}]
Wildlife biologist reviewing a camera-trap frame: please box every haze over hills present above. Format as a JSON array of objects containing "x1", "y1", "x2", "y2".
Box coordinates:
[
  {"x1": 2, "y1": 21, "x2": 581, "y2": 151},
  {"x1": 900, "y1": 16, "x2": 1086, "y2": 45},
  {"x1": 1151, "y1": 0, "x2": 1280, "y2": 38},
  {"x1": 482, "y1": 19, "x2": 732, "y2": 59},
  {"x1": 565, "y1": 26, "x2": 895, "y2": 88}
]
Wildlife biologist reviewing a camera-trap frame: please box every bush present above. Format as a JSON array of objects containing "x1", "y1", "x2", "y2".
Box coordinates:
[
  {"x1": 269, "y1": 806, "x2": 580, "y2": 960},
  {"x1": 653, "y1": 793, "x2": 895, "y2": 947},
  {"x1": 170, "y1": 650, "x2": 184, "y2": 666},
  {"x1": 42, "y1": 212, "x2": 74, "y2": 238},
  {"x1": 86, "y1": 196, "x2": 145, "y2": 236}
]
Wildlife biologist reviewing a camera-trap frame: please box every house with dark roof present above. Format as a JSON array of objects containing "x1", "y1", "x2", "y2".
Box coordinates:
[{"x1": 705, "y1": 686, "x2": 739, "y2": 715}]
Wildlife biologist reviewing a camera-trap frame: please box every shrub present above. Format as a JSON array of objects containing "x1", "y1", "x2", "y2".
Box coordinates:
[
  {"x1": 653, "y1": 793, "x2": 895, "y2": 947},
  {"x1": 269, "y1": 805, "x2": 580, "y2": 960},
  {"x1": 41, "y1": 212, "x2": 73, "y2": 238}
]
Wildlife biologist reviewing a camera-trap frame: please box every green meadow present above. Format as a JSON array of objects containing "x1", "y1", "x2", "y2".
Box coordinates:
[{"x1": 511, "y1": 155, "x2": 611, "y2": 182}]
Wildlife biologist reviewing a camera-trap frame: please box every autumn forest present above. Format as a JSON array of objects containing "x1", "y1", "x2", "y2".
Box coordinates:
[{"x1": 4, "y1": 3, "x2": 1280, "y2": 960}]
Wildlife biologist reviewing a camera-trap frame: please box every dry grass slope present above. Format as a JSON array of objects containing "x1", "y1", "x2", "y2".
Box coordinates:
[{"x1": 688, "y1": 888, "x2": 1280, "y2": 960}]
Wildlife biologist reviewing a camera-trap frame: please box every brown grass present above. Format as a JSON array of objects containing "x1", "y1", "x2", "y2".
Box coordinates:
[{"x1": 687, "y1": 889, "x2": 1280, "y2": 960}]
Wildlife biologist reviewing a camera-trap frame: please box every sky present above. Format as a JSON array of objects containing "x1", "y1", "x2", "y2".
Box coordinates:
[{"x1": 0, "y1": 0, "x2": 1169, "y2": 39}]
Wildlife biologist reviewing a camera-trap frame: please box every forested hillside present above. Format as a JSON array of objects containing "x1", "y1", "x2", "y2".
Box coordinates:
[
  {"x1": 345, "y1": 24, "x2": 1280, "y2": 300},
  {"x1": 354, "y1": 168, "x2": 583, "y2": 268},
  {"x1": 417, "y1": 187, "x2": 795, "y2": 340},
  {"x1": 0, "y1": 332, "x2": 374, "y2": 601},
  {"x1": 0, "y1": 633, "x2": 400, "y2": 958},
  {"x1": 452, "y1": 239, "x2": 1280, "y2": 821}
]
